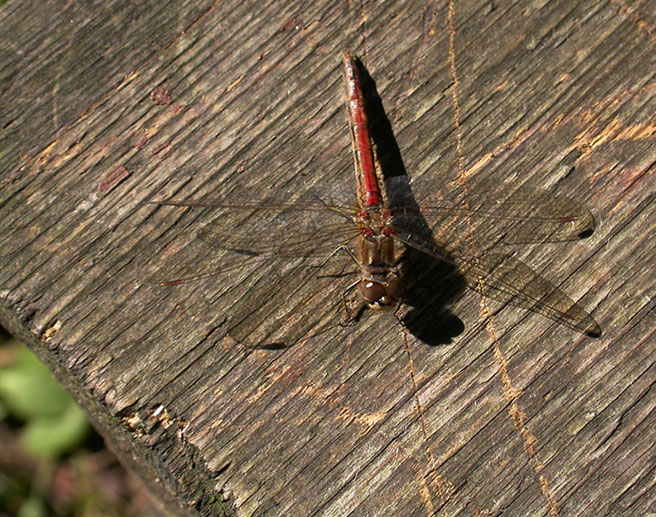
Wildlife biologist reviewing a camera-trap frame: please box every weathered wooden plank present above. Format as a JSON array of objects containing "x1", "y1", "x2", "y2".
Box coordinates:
[{"x1": 1, "y1": 0, "x2": 654, "y2": 516}]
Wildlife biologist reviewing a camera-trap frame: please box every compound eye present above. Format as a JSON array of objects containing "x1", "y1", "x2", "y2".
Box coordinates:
[
  {"x1": 360, "y1": 281, "x2": 386, "y2": 304},
  {"x1": 386, "y1": 276, "x2": 403, "y2": 301}
]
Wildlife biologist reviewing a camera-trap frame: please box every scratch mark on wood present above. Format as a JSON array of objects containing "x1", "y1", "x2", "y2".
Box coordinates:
[
  {"x1": 447, "y1": 2, "x2": 561, "y2": 515},
  {"x1": 616, "y1": 121, "x2": 656, "y2": 140},
  {"x1": 401, "y1": 325, "x2": 455, "y2": 512},
  {"x1": 416, "y1": 466, "x2": 437, "y2": 517},
  {"x1": 573, "y1": 118, "x2": 656, "y2": 157},
  {"x1": 299, "y1": 18, "x2": 323, "y2": 51},
  {"x1": 303, "y1": 382, "x2": 387, "y2": 433},
  {"x1": 159, "y1": 0, "x2": 223, "y2": 54},
  {"x1": 52, "y1": 58, "x2": 62, "y2": 133},
  {"x1": 584, "y1": 83, "x2": 656, "y2": 117},
  {"x1": 224, "y1": 74, "x2": 245, "y2": 94},
  {"x1": 496, "y1": 333, "x2": 559, "y2": 517}
]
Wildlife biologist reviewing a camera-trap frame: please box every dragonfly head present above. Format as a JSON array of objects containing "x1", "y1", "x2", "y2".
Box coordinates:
[{"x1": 360, "y1": 275, "x2": 403, "y2": 310}]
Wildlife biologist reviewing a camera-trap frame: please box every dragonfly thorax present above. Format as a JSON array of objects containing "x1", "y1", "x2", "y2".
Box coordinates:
[
  {"x1": 357, "y1": 207, "x2": 394, "y2": 236},
  {"x1": 356, "y1": 218, "x2": 403, "y2": 310}
]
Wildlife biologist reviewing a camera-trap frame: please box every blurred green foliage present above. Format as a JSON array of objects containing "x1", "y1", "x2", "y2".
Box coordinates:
[
  {"x1": 0, "y1": 342, "x2": 89, "y2": 459},
  {"x1": 0, "y1": 334, "x2": 156, "y2": 516}
]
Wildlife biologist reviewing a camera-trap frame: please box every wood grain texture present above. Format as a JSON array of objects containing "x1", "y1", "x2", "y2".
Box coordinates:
[{"x1": 1, "y1": 0, "x2": 654, "y2": 515}]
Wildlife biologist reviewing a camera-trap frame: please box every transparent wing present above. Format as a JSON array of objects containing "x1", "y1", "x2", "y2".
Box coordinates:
[
  {"x1": 148, "y1": 200, "x2": 359, "y2": 285},
  {"x1": 149, "y1": 249, "x2": 351, "y2": 348},
  {"x1": 392, "y1": 216, "x2": 601, "y2": 337},
  {"x1": 198, "y1": 220, "x2": 358, "y2": 257},
  {"x1": 146, "y1": 199, "x2": 360, "y2": 348},
  {"x1": 390, "y1": 179, "x2": 596, "y2": 246}
]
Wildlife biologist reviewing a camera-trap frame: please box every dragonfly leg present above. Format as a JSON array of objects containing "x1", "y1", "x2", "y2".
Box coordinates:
[
  {"x1": 320, "y1": 244, "x2": 359, "y2": 268},
  {"x1": 313, "y1": 245, "x2": 359, "y2": 280},
  {"x1": 339, "y1": 279, "x2": 364, "y2": 326}
]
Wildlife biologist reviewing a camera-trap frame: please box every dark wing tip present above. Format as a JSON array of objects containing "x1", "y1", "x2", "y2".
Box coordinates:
[
  {"x1": 578, "y1": 228, "x2": 594, "y2": 239},
  {"x1": 246, "y1": 342, "x2": 291, "y2": 350},
  {"x1": 585, "y1": 323, "x2": 603, "y2": 338}
]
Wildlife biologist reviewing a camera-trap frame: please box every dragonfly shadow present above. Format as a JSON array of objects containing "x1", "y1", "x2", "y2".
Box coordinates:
[
  {"x1": 354, "y1": 56, "x2": 406, "y2": 183},
  {"x1": 398, "y1": 247, "x2": 466, "y2": 345}
]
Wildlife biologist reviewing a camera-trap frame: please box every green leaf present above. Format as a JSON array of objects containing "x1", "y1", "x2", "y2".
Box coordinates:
[
  {"x1": 0, "y1": 344, "x2": 70, "y2": 420},
  {"x1": 17, "y1": 492, "x2": 47, "y2": 517},
  {"x1": 21, "y1": 400, "x2": 89, "y2": 459}
]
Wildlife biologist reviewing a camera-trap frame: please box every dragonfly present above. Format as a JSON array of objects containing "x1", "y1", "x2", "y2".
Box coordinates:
[{"x1": 148, "y1": 54, "x2": 601, "y2": 347}]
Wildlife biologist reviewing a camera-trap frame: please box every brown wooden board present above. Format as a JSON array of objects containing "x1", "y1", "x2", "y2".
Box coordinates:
[{"x1": 1, "y1": 0, "x2": 654, "y2": 515}]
